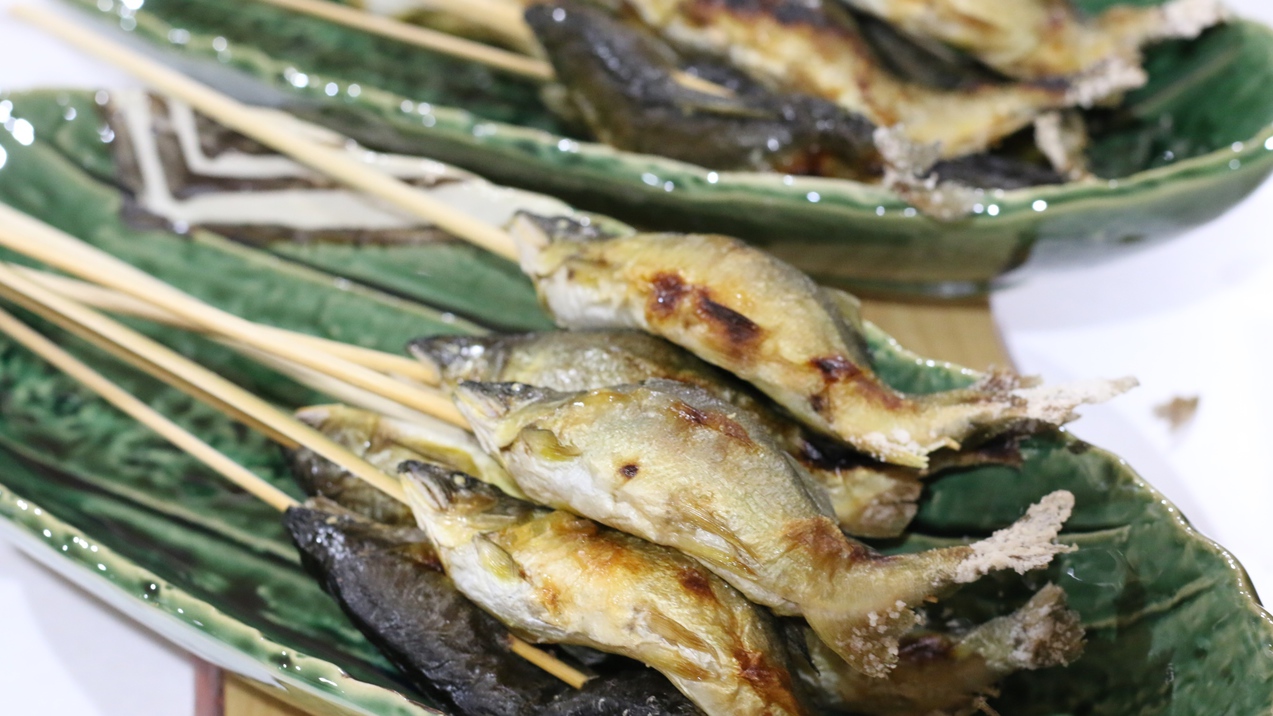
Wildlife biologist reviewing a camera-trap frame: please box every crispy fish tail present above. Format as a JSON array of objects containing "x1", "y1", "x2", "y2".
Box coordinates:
[
  {"x1": 798, "y1": 583, "x2": 1083, "y2": 716},
  {"x1": 808, "y1": 491, "x2": 1075, "y2": 677}
]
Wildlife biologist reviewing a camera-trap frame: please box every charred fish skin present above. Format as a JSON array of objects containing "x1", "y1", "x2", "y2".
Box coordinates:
[
  {"x1": 526, "y1": 1, "x2": 883, "y2": 178},
  {"x1": 544, "y1": 669, "x2": 703, "y2": 716},
  {"x1": 622, "y1": 0, "x2": 1143, "y2": 158},
  {"x1": 454, "y1": 378, "x2": 1077, "y2": 677},
  {"x1": 793, "y1": 583, "x2": 1085, "y2": 716},
  {"x1": 401, "y1": 461, "x2": 811, "y2": 716},
  {"x1": 522, "y1": 231, "x2": 1135, "y2": 468},
  {"x1": 283, "y1": 499, "x2": 566, "y2": 716}
]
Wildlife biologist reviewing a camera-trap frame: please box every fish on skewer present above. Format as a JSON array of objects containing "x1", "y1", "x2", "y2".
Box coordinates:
[
  {"x1": 410, "y1": 329, "x2": 1010, "y2": 538},
  {"x1": 401, "y1": 461, "x2": 813, "y2": 716},
  {"x1": 615, "y1": 0, "x2": 1146, "y2": 158},
  {"x1": 514, "y1": 224, "x2": 1135, "y2": 468},
  {"x1": 834, "y1": 0, "x2": 1228, "y2": 81},
  {"x1": 789, "y1": 583, "x2": 1085, "y2": 715},
  {"x1": 453, "y1": 377, "x2": 1076, "y2": 676},
  {"x1": 525, "y1": 1, "x2": 884, "y2": 178},
  {"x1": 288, "y1": 430, "x2": 703, "y2": 716}
]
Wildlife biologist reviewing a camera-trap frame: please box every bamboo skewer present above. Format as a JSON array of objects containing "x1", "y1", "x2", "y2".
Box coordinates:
[
  {"x1": 0, "y1": 306, "x2": 298, "y2": 511},
  {"x1": 16, "y1": 267, "x2": 442, "y2": 385},
  {"x1": 0, "y1": 260, "x2": 409, "y2": 503},
  {"x1": 0, "y1": 206, "x2": 464, "y2": 427},
  {"x1": 254, "y1": 0, "x2": 551, "y2": 80},
  {"x1": 11, "y1": 5, "x2": 521, "y2": 263},
  {"x1": 0, "y1": 307, "x2": 587, "y2": 690}
]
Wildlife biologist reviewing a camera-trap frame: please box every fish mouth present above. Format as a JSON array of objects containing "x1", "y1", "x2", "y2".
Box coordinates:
[
  {"x1": 407, "y1": 335, "x2": 499, "y2": 376},
  {"x1": 453, "y1": 381, "x2": 560, "y2": 423},
  {"x1": 400, "y1": 460, "x2": 499, "y2": 515}
]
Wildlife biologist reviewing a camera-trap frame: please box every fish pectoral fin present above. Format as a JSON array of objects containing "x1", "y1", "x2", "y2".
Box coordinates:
[
  {"x1": 473, "y1": 535, "x2": 527, "y2": 585},
  {"x1": 521, "y1": 426, "x2": 583, "y2": 462}
]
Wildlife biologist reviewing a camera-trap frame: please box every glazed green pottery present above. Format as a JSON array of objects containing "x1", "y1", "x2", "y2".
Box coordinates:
[
  {"x1": 0, "y1": 88, "x2": 1270, "y2": 715},
  {"x1": 50, "y1": 0, "x2": 1273, "y2": 296}
]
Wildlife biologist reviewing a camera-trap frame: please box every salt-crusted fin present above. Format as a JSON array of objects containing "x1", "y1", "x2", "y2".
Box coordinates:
[
  {"x1": 793, "y1": 583, "x2": 1084, "y2": 716},
  {"x1": 835, "y1": 0, "x2": 1228, "y2": 81},
  {"x1": 623, "y1": 0, "x2": 1146, "y2": 158},
  {"x1": 292, "y1": 403, "x2": 526, "y2": 508},
  {"x1": 454, "y1": 378, "x2": 1076, "y2": 677},
  {"x1": 402, "y1": 462, "x2": 809, "y2": 716},
  {"x1": 518, "y1": 231, "x2": 1136, "y2": 468}
]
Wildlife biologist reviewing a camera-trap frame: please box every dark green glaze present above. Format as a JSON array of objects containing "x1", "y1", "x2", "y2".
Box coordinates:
[
  {"x1": 0, "y1": 90, "x2": 1270, "y2": 715},
  {"x1": 57, "y1": 0, "x2": 1273, "y2": 296}
]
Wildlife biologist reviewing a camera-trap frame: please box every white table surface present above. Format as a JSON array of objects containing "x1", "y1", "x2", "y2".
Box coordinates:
[{"x1": 1, "y1": 1, "x2": 1270, "y2": 713}]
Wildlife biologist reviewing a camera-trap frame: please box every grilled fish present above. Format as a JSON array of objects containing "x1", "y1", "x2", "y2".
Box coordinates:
[
  {"x1": 621, "y1": 0, "x2": 1144, "y2": 158},
  {"x1": 454, "y1": 378, "x2": 1076, "y2": 676},
  {"x1": 836, "y1": 0, "x2": 1227, "y2": 81},
  {"x1": 791, "y1": 583, "x2": 1084, "y2": 715},
  {"x1": 412, "y1": 329, "x2": 922, "y2": 537},
  {"x1": 517, "y1": 229, "x2": 1135, "y2": 468},
  {"x1": 526, "y1": 1, "x2": 883, "y2": 178},
  {"x1": 284, "y1": 498, "x2": 566, "y2": 715},
  {"x1": 293, "y1": 404, "x2": 526, "y2": 507},
  {"x1": 401, "y1": 461, "x2": 810, "y2": 716},
  {"x1": 289, "y1": 456, "x2": 702, "y2": 715}
]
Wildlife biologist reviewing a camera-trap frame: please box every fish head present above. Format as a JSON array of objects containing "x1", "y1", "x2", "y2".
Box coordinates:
[
  {"x1": 400, "y1": 461, "x2": 537, "y2": 548},
  {"x1": 407, "y1": 335, "x2": 505, "y2": 384},
  {"x1": 452, "y1": 381, "x2": 571, "y2": 454}
]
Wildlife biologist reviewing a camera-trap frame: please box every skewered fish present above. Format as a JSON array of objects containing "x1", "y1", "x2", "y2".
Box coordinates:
[
  {"x1": 526, "y1": 1, "x2": 883, "y2": 178},
  {"x1": 516, "y1": 227, "x2": 1135, "y2": 468},
  {"x1": 285, "y1": 498, "x2": 567, "y2": 715},
  {"x1": 401, "y1": 461, "x2": 811, "y2": 716},
  {"x1": 618, "y1": 0, "x2": 1145, "y2": 158},
  {"x1": 453, "y1": 378, "x2": 1076, "y2": 676},
  {"x1": 836, "y1": 0, "x2": 1227, "y2": 81},
  {"x1": 412, "y1": 329, "x2": 926, "y2": 537},
  {"x1": 287, "y1": 498, "x2": 703, "y2": 716},
  {"x1": 790, "y1": 583, "x2": 1084, "y2": 715}
]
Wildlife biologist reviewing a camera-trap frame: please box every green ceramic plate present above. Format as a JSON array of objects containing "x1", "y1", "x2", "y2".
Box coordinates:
[
  {"x1": 0, "y1": 89, "x2": 1271, "y2": 715},
  {"x1": 51, "y1": 0, "x2": 1273, "y2": 296}
]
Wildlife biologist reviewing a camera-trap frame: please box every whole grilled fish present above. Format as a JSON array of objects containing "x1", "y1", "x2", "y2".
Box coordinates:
[
  {"x1": 411, "y1": 329, "x2": 922, "y2": 537},
  {"x1": 289, "y1": 452, "x2": 703, "y2": 715},
  {"x1": 453, "y1": 378, "x2": 1076, "y2": 676},
  {"x1": 293, "y1": 404, "x2": 526, "y2": 508},
  {"x1": 401, "y1": 461, "x2": 811, "y2": 716},
  {"x1": 516, "y1": 228, "x2": 1136, "y2": 468},
  {"x1": 620, "y1": 0, "x2": 1145, "y2": 158},
  {"x1": 791, "y1": 583, "x2": 1084, "y2": 715},
  {"x1": 285, "y1": 498, "x2": 567, "y2": 715},
  {"x1": 836, "y1": 0, "x2": 1226, "y2": 81},
  {"x1": 526, "y1": 1, "x2": 883, "y2": 178}
]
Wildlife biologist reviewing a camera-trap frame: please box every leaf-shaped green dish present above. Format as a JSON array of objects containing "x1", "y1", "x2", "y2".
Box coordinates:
[
  {"x1": 53, "y1": 0, "x2": 1273, "y2": 297},
  {"x1": 0, "y1": 89, "x2": 1270, "y2": 715}
]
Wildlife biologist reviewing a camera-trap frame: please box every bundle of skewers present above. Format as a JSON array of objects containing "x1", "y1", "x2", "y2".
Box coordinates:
[
  {"x1": 179, "y1": 0, "x2": 1230, "y2": 216},
  {"x1": 0, "y1": 7, "x2": 1141, "y2": 716}
]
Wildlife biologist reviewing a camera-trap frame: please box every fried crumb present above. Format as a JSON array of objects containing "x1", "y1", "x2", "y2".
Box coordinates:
[{"x1": 1154, "y1": 395, "x2": 1200, "y2": 432}]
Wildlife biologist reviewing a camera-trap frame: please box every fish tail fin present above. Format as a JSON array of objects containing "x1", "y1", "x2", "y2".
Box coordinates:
[
  {"x1": 810, "y1": 491, "x2": 1075, "y2": 677},
  {"x1": 964, "y1": 583, "x2": 1085, "y2": 672}
]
